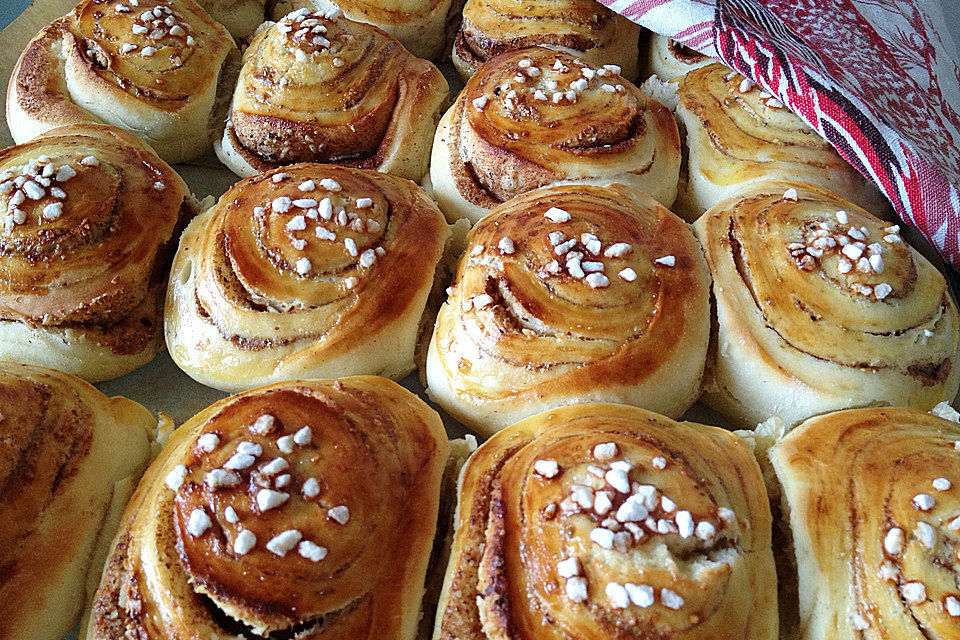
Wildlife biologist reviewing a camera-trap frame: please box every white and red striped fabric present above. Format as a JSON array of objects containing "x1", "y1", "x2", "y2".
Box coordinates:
[{"x1": 602, "y1": 0, "x2": 960, "y2": 269}]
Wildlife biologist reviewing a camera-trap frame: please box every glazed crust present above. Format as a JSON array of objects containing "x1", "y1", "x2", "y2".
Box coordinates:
[
  {"x1": 0, "y1": 123, "x2": 191, "y2": 382},
  {"x1": 0, "y1": 362, "x2": 154, "y2": 640},
  {"x1": 269, "y1": 0, "x2": 457, "y2": 60},
  {"x1": 450, "y1": 0, "x2": 641, "y2": 81},
  {"x1": 429, "y1": 47, "x2": 680, "y2": 225},
  {"x1": 87, "y1": 376, "x2": 448, "y2": 640},
  {"x1": 434, "y1": 402, "x2": 778, "y2": 640},
  {"x1": 694, "y1": 180, "x2": 960, "y2": 429},
  {"x1": 673, "y1": 63, "x2": 888, "y2": 221},
  {"x1": 770, "y1": 407, "x2": 960, "y2": 638},
  {"x1": 165, "y1": 163, "x2": 449, "y2": 392},
  {"x1": 216, "y1": 9, "x2": 447, "y2": 181},
  {"x1": 425, "y1": 182, "x2": 710, "y2": 436},
  {"x1": 7, "y1": 0, "x2": 235, "y2": 164}
]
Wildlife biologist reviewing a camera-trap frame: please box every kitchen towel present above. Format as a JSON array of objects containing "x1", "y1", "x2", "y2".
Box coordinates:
[{"x1": 607, "y1": 0, "x2": 960, "y2": 268}]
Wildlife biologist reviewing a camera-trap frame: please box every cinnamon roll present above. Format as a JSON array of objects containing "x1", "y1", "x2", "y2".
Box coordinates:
[
  {"x1": 216, "y1": 8, "x2": 448, "y2": 181},
  {"x1": 434, "y1": 402, "x2": 778, "y2": 640},
  {"x1": 0, "y1": 361, "x2": 155, "y2": 640},
  {"x1": 769, "y1": 406, "x2": 960, "y2": 638},
  {"x1": 0, "y1": 124, "x2": 192, "y2": 383},
  {"x1": 674, "y1": 63, "x2": 888, "y2": 221},
  {"x1": 694, "y1": 181, "x2": 960, "y2": 429},
  {"x1": 7, "y1": 0, "x2": 236, "y2": 165},
  {"x1": 428, "y1": 47, "x2": 680, "y2": 226},
  {"x1": 165, "y1": 163, "x2": 449, "y2": 392},
  {"x1": 646, "y1": 34, "x2": 716, "y2": 82},
  {"x1": 268, "y1": 0, "x2": 457, "y2": 60},
  {"x1": 450, "y1": 0, "x2": 641, "y2": 82},
  {"x1": 87, "y1": 376, "x2": 449, "y2": 640},
  {"x1": 425, "y1": 182, "x2": 710, "y2": 436}
]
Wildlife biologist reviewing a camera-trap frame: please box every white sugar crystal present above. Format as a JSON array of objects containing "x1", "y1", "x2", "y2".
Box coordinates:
[
  {"x1": 266, "y1": 529, "x2": 303, "y2": 556},
  {"x1": 661, "y1": 588, "x2": 684, "y2": 610},
  {"x1": 302, "y1": 477, "x2": 320, "y2": 498},
  {"x1": 605, "y1": 582, "x2": 629, "y2": 608},
  {"x1": 234, "y1": 529, "x2": 256, "y2": 555},
  {"x1": 196, "y1": 433, "x2": 220, "y2": 452},
  {"x1": 298, "y1": 540, "x2": 328, "y2": 561},
  {"x1": 164, "y1": 464, "x2": 188, "y2": 491},
  {"x1": 675, "y1": 511, "x2": 694, "y2": 538},
  {"x1": 187, "y1": 508, "x2": 212, "y2": 537},
  {"x1": 256, "y1": 489, "x2": 289, "y2": 511},
  {"x1": 328, "y1": 505, "x2": 350, "y2": 524},
  {"x1": 556, "y1": 557, "x2": 580, "y2": 578},
  {"x1": 533, "y1": 459, "x2": 560, "y2": 478},
  {"x1": 544, "y1": 207, "x2": 571, "y2": 223},
  {"x1": 593, "y1": 442, "x2": 617, "y2": 460}
]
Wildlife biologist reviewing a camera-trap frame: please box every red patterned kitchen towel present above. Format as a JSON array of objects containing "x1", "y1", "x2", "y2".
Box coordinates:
[{"x1": 605, "y1": 0, "x2": 960, "y2": 268}]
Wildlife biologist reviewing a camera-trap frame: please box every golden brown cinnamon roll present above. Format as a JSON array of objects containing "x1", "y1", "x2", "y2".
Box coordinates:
[
  {"x1": 425, "y1": 183, "x2": 710, "y2": 436},
  {"x1": 0, "y1": 361, "x2": 155, "y2": 640},
  {"x1": 694, "y1": 181, "x2": 960, "y2": 429},
  {"x1": 165, "y1": 163, "x2": 449, "y2": 392},
  {"x1": 451, "y1": 0, "x2": 641, "y2": 82},
  {"x1": 673, "y1": 63, "x2": 888, "y2": 221},
  {"x1": 0, "y1": 124, "x2": 191, "y2": 382},
  {"x1": 216, "y1": 8, "x2": 448, "y2": 181},
  {"x1": 7, "y1": 0, "x2": 236, "y2": 164},
  {"x1": 769, "y1": 406, "x2": 960, "y2": 638},
  {"x1": 646, "y1": 34, "x2": 717, "y2": 82},
  {"x1": 269, "y1": 0, "x2": 457, "y2": 60},
  {"x1": 88, "y1": 376, "x2": 448, "y2": 640},
  {"x1": 429, "y1": 47, "x2": 680, "y2": 226},
  {"x1": 435, "y1": 403, "x2": 778, "y2": 640}
]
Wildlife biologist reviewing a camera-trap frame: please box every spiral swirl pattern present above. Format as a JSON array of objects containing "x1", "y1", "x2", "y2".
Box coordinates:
[
  {"x1": 0, "y1": 124, "x2": 190, "y2": 382},
  {"x1": 165, "y1": 163, "x2": 449, "y2": 392},
  {"x1": 770, "y1": 407, "x2": 960, "y2": 638},
  {"x1": 434, "y1": 403, "x2": 777, "y2": 640},
  {"x1": 694, "y1": 180, "x2": 960, "y2": 429},
  {"x1": 425, "y1": 183, "x2": 709, "y2": 435},
  {"x1": 674, "y1": 63, "x2": 888, "y2": 221},
  {"x1": 0, "y1": 362, "x2": 154, "y2": 640},
  {"x1": 8, "y1": 0, "x2": 236, "y2": 164},
  {"x1": 646, "y1": 34, "x2": 716, "y2": 82},
  {"x1": 269, "y1": 0, "x2": 457, "y2": 60},
  {"x1": 89, "y1": 376, "x2": 448, "y2": 640},
  {"x1": 451, "y1": 0, "x2": 641, "y2": 81},
  {"x1": 217, "y1": 8, "x2": 447, "y2": 181},
  {"x1": 429, "y1": 46, "x2": 680, "y2": 225}
]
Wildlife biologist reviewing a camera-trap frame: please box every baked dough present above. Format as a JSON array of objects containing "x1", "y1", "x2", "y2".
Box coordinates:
[
  {"x1": 7, "y1": 0, "x2": 236, "y2": 164},
  {"x1": 428, "y1": 46, "x2": 680, "y2": 225},
  {"x1": 0, "y1": 362, "x2": 155, "y2": 640},
  {"x1": 0, "y1": 124, "x2": 192, "y2": 382},
  {"x1": 269, "y1": 0, "x2": 456, "y2": 60},
  {"x1": 87, "y1": 376, "x2": 448, "y2": 640},
  {"x1": 165, "y1": 163, "x2": 449, "y2": 392},
  {"x1": 217, "y1": 7, "x2": 447, "y2": 181},
  {"x1": 434, "y1": 402, "x2": 778, "y2": 640},
  {"x1": 646, "y1": 33, "x2": 717, "y2": 81},
  {"x1": 695, "y1": 180, "x2": 960, "y2": 429},
  {"x1": 426, "y1": 182, "x2": 710, "y2": 436},
  {"x1": 674, "y1": 63, "x2": 889, "y2": 221},
  {"x1": 769, "y1": 406, "x2": 960, "y2": 638},
  {"x1": 451, "y1": 0, "x2": 641, "y2": 81}
]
